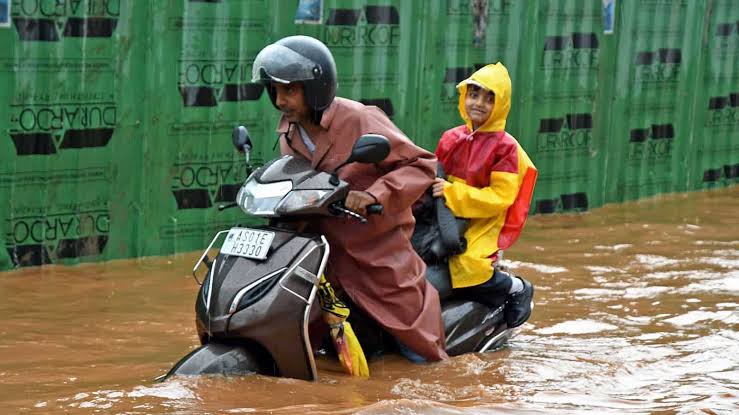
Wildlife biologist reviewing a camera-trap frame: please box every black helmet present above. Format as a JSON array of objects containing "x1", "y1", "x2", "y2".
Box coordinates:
[{"x1": 252, "y1": 35, "x2": 337, "y2": 111}]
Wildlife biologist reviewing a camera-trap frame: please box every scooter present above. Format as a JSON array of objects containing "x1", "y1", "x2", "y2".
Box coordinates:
[{"x1": 163, "y1": 126, "x2": 514, "y2": 381}]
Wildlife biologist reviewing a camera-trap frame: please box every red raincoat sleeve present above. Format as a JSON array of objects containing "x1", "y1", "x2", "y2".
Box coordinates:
[{"x1": 440, "y1": 145, "x2": 520, "y2": 219}]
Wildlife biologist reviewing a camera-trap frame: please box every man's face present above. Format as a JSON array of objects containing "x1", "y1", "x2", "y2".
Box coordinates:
[
  {"x1": 273, "y1": 82, "x2": 310, "y2": 124},
  {"x1": 464, "y1": 85, "x2": 495, "y2": 129}
]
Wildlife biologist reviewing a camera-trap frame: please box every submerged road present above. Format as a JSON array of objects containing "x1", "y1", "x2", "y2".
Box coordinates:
[{"x1": 0, "y1": 187, "x2": 736, "y2": 414}]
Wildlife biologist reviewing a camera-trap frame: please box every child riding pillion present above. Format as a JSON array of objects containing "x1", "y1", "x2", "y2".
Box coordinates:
[{"x1": 432, "y1": 62, "x2": 538, "y2": 328}]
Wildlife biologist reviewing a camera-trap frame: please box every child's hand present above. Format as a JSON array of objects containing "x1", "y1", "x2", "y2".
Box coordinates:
[{"x1": 432, "y1": 178, "x2": 447, "y2": 198}]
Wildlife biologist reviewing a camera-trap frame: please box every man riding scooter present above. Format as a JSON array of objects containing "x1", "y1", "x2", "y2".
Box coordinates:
[{"x1": 250, "y1": 35, "x2": 449, "y2": 366}]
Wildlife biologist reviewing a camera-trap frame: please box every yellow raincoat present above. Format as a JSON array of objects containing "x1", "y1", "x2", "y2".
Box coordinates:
[{"x1": 435, "y1": 63, "x2": 538, "y2": 288}]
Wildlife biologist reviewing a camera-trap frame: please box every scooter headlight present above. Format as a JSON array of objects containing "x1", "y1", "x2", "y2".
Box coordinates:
[
  {"x1": 275, "y1": 189, "x2": 330, "y2": 214},
  {"x1": 237, "y1": 179, "x2": 292, "y2": 216}
]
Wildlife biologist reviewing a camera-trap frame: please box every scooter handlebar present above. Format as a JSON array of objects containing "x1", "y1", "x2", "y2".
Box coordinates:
[
  {"x1": 366, "y1": 204, "x2": 383, "y2": 215},
  {"x1": 329, "y1": 202, "x2": 383, "y2": 223}
]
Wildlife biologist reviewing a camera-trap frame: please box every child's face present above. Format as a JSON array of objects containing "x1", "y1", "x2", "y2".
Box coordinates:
[{"x1": 464, "y1": 86, "x2": 495, "y2": 129}]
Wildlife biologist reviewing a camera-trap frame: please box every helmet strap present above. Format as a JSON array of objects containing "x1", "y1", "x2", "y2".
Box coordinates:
[{"x1": 309, "y1": 109, "x2": 324, "y2": 126}]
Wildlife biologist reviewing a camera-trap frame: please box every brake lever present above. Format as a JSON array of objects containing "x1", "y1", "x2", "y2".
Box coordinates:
[{"x1": 329, "y1": 203, "x2": 368, "y2": 224}]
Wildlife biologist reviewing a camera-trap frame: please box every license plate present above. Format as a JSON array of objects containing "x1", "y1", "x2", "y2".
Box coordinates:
[{"x1": 220, "y1": 227, "x2": 275, "y2": 260}]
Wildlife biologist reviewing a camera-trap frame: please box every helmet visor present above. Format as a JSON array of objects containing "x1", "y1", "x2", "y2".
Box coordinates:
[{"x1": 251, "y1": 44, "x2": 319, "y2": 84}]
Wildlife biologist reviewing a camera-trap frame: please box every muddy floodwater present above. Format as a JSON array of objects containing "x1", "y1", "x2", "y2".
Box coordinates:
[{"x1": 1, "y1": 187, "x2": 737, "y2": 414}]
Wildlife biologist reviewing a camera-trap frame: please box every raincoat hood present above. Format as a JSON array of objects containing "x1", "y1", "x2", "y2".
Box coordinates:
[{"x1": 457, "y1": 62, "x2": 511, "y2": 133}]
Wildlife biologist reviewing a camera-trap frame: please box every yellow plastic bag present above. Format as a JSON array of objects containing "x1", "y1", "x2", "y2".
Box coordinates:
[{"x1": 317, "y1": 275, "x2": 369, "y2": 377}]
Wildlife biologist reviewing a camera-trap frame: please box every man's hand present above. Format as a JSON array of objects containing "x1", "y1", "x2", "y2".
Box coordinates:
[
  {"x1": 345, "y1": 191, "x2": 376, "y2": 216},
  {"x1": 432, "y1": 177, "x2": 448, "y2": 198}
]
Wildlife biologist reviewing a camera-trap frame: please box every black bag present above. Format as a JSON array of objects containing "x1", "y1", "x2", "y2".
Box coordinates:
[{"x1": 411, "y1": 164, "x2": 468, "y2": 263}]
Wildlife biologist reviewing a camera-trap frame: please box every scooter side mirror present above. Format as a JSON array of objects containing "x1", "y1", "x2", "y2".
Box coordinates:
[
  {"x1": 345, "y1": 134, "x2": 391, "y2": 165},
  {"x1": 329, "y1": 134, "x2": 390, "y2": 186},
  {"x1": 232, "y1": 126, "x2": 253, "y2": 153},
  {"x1": 232, "y1": 126, "x2": 253, "y2": 191}
]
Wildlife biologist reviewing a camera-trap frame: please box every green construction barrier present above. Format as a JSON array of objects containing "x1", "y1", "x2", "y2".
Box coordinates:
[
  {"x1": 696, "y1": 0, "x2": 739, "y2": 190},
  {"x1": 606, "y1": 0, "x2": 703, "y2": 202},
  {"x1": 1, "y1": 0, "x2": 736, "y2": 270},
  {"x1": 515, "y1": 0, "x2": 607, "y2": 214}
]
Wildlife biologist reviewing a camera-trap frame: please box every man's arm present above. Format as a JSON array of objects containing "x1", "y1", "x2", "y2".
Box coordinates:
[
  {"x1": 364, "y1": 136, "x2": 436, "y2": 215},
  {"x1": 350, "y1": 108, "x2": 434, "y2": 215}
]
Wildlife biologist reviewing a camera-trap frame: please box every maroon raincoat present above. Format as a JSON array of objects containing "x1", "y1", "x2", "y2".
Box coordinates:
[{"x1": 277, "y1": 97, "x2": 448, "y2": 361}]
